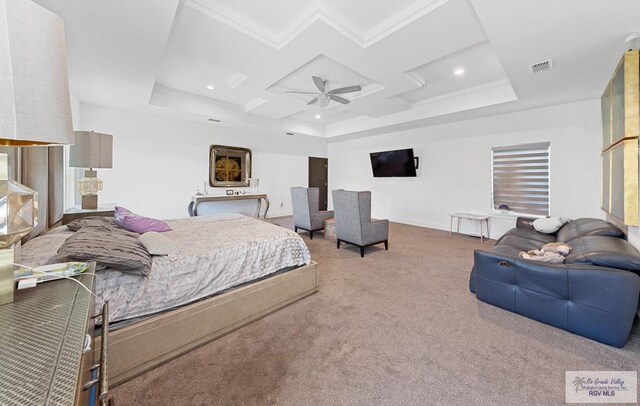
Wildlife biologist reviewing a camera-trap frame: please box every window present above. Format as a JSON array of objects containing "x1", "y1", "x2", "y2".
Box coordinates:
[{"x1": 491, "y1": 142, "x2": 550, "y2": 216}]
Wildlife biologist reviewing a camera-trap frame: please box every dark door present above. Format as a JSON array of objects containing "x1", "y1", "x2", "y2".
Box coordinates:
[{"x1": 308, "y1": 157, "x2": 328, "y2": 211}]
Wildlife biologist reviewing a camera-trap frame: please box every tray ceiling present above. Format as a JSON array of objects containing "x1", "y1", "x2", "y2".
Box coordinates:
[{"x1": 32, "y1": 0, "x2": 640, "y2": 140}]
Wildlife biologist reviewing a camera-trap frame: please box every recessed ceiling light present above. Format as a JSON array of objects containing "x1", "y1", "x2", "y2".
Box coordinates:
[
  {"x1": 315, "y1": 114, "x2": 321, "y2": 119},
  {"x1": 454, "y1": 68, "x2": 465, "y2": 75},
  {"x1": 206, "y1": 85, "x2": 215, "y2": 90}
]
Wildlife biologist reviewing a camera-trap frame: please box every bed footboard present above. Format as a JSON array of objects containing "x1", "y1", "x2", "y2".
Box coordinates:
[{"x1": 97, "y1": 261, "x2": 318, "y2": 386}]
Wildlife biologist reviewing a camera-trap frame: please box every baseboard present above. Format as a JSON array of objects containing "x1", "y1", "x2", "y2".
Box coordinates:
[
  {"x1": 266, "y1": 210, "x2": 292, "y2": 218},
  {"x1": 390, "y1": 217, "x2": 449, "y2": 232},
  {"x1": 388, "y1": 216, "x2": 505, "y2": 240}
]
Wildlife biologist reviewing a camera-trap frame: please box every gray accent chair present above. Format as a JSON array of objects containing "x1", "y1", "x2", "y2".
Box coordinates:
[
  {"x1": 290, "y1": 187, "x2": 334, "y2": 239},
  {"x1": 332, "y1": 189, "x2": 389, "y2": 257}
]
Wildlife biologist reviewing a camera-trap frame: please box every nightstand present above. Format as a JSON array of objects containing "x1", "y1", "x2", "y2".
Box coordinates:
[
  {"x1": 0, "y1": 263, "x2": 111, "y2": 405},
  {"x1": 62, "y1": 204, "x2": 116, "y2": 225}
]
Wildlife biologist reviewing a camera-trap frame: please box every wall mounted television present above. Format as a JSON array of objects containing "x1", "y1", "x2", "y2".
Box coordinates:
[{"x1": 369, "y1": 148, "x2": 418, "y2": 177}]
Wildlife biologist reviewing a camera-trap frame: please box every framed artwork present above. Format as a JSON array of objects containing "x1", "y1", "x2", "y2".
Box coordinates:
[{"x1": 209, "y1": 145, "x2": 251, "y2": 187}]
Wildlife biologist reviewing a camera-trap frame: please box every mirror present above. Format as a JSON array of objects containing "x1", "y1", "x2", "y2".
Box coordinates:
[{"x1": 209, "y1": 145, "x2": 252, "y2": 187}]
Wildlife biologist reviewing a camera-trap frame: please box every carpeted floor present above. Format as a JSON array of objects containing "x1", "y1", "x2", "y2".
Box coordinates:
[{"x1": 112, "y1": 218, "x2": 640, "y2": 405}]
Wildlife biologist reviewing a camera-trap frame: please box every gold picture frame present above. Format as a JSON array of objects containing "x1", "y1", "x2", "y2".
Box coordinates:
[{"x1": 209, "y1": 145, "x2": 251, "y2": 187}]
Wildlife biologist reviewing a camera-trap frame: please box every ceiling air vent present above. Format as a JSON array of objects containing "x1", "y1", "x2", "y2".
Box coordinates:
[{"x1": 529, "y1": 59, "x2": 553, "y2": 73}]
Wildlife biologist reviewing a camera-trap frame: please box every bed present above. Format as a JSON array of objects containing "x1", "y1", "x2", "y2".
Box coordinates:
[{"x1": 18, "y1": 213, "x2": 318, "y2": 385}]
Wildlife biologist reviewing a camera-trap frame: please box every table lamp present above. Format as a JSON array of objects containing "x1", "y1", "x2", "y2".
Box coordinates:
[
  {"x1": 0, "y1": 0, "x2": 75, "y2": 304},
  {"x1": 69, "y1": 131, "x2": 113, "y2": 210},
  {"x1": 0, "y1": 154, "x2": 38, "y2": 304}
]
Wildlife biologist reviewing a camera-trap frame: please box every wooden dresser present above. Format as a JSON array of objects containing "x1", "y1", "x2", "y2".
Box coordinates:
[{"x1": 0, "y1": 263, "x2": 110, "y2": 405}]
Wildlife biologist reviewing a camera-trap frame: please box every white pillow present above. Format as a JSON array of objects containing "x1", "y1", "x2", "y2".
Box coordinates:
[
  {"x1": 139, "y1": 232, "x2": 179, "y2": 256},
  {"x1": 532, "y1": 217, "x2": 570, "y2": 234}
]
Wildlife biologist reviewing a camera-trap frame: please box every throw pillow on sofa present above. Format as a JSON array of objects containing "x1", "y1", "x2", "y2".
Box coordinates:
[{"x1": 533, "y1": 217, "x2": 570, "y2": 234}]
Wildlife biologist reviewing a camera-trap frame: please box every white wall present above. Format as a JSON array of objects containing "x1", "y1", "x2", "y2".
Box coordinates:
[
  {"x1": 78, "y1": 104, "x2": 326, "y2": 220},
  {"x1": 65, "y1": 95, "x2": 83, "y2": 209},
  {"x1": 74, "y1": 99, "x2": 604, "y2": 238},
  {"x1": 327, "y1": 99, "x2": 603, "y2": 239}
]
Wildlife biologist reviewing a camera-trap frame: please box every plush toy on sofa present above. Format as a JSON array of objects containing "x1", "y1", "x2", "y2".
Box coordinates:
[
  {"x1": 519, "y1": 250, "x2": 565, "y2": 263},
  {"x1": 539, "y1": 242, "x2": 572, "y2": 255},
  {"x1": 519, "y1": 242, "x2": 573, "y2": 263}
]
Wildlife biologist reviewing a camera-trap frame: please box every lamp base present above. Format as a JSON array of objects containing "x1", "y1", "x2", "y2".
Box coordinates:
[
  {"x1": 81, "y1": 194, "x2": 98, "y2": 210},
  {"x1": 78, "y1": 169, "x2": 101, "y2": 210},
  {"x1": 0, "y1": 247, "x2": 15, "y2": 305}
]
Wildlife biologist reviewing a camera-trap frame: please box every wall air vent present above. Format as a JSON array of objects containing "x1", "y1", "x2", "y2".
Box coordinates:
[{"x1": 529, "y1": 59, "x2": 553, "y2": 73}]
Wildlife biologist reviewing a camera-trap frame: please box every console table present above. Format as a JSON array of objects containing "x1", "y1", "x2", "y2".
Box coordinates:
[
  {"x1": 449, "y1": 212, "x2": 490, "y2": 243},
  {"x1": 191, "y1": 194, "x2": 270, "y2": 218}
]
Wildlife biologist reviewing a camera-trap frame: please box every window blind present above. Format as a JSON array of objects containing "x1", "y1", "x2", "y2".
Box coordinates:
[{"x1": 491, "y1": 142, "x2": 550, "y2": 216}]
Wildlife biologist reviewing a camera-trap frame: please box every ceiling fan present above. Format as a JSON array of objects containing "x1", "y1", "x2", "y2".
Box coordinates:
[{"x1": 285, "y1": 76, "x2": 361, "y2": 108}]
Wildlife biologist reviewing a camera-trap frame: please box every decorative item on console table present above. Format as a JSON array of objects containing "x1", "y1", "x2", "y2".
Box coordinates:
[{"x1": 249, "y1": 177, "x2": 260, "y2": 193}]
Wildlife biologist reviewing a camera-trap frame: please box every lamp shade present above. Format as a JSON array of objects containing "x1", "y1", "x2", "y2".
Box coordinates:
[
  {"x1": 69, "y1": 131, "x2": 113, "y2": 169},
  {"x1": 0, "y1": 0, "x2": 74, "y2": 146}
]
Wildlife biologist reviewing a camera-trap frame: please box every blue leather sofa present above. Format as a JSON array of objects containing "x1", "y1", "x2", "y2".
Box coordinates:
[{"x1": 469, "y1": 217, "x2": 640, "y2": 347}]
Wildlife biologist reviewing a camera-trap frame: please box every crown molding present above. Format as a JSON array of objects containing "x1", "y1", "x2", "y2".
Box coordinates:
[{"x1": 184, "y1": 0, "x2": 452, "y2": 50}]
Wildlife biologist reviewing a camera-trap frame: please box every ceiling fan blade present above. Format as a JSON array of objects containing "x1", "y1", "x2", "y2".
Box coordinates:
[
  {"x1": 307, "y1": 97, "x2": 319, "y2": 105},
  {"x1": 328, "y1": 85, "x2": 362, "y2": 94},
  {"x1": 329, "y1": 95, "x2": 350, "y2": 104},
  {"x1": 285, "y1": 91, "x2": 319, "y2": 94},
  {"x1": 312, "y1": 76, "x2": 326, "y2": 92}
]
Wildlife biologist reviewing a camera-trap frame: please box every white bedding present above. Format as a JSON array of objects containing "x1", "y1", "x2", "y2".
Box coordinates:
[{"x1": 18, "y1": 213, "x2": 311, "y2": 323}]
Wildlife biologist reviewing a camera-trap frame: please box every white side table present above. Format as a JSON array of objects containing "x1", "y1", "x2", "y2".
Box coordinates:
[{"x1": 449, "y1": 212, "x2": 490, "y2": 243}]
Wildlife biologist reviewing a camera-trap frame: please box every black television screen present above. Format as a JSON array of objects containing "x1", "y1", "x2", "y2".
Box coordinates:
[{"x1": 370, "y1": 148, "x2": 417, "y2": 177}]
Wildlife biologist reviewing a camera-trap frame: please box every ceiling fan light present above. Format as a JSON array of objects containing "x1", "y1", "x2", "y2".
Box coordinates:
[{"x1": 318, "y1": 93, "x2": 330, "y2": 108}]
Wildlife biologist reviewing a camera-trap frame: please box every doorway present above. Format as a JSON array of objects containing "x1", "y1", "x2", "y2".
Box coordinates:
[{"x1": 308, "y1": 157, "x2": 328, "y2": 211}]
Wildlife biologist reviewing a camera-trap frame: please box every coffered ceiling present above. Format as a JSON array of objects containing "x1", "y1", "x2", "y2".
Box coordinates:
[{"x1": 33, "y1": 0, "x2": 640, "y2": 140}]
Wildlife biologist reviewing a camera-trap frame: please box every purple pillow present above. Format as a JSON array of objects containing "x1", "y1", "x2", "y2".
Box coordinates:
[{"x1": 114, "y1": 206, "x2": 172, "y2": 234}]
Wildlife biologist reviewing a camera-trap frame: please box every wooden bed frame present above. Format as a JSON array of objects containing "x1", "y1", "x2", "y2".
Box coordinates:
[{"x1": 96, "y1": 261, "x2": 318, "y2": 386}]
